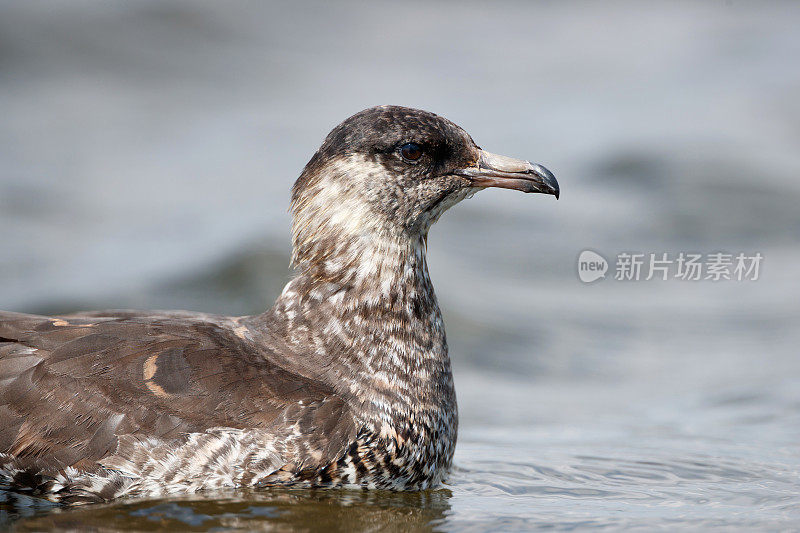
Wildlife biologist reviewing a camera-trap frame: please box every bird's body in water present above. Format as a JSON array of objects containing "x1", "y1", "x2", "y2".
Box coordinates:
[{"x1": 0, "y1": 106, "x2": 559, "y2": 503}]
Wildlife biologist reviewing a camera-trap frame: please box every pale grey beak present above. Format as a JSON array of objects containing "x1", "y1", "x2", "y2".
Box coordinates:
[{"x1": 455, "y1": 150, "x2": 559, "y2": 199}]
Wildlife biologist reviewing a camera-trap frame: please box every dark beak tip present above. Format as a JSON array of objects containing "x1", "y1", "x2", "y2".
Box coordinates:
[{"x1": 529, "y1": 163, "x2": 559, "y2": 200}]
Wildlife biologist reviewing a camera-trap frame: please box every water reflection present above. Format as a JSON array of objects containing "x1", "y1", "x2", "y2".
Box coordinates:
[{"x1": 7, "y1": 488, "x2": 452, "y2": 532}]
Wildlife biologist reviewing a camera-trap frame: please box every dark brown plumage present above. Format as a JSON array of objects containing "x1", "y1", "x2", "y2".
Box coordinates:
[{"x1": 0, "y1": 106, "x2": 558, "y2": 503}]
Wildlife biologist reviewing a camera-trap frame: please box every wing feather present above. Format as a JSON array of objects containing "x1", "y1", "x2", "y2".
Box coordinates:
[{"x1": 0, "y1": 309, "x2": 357, "y2": 496}]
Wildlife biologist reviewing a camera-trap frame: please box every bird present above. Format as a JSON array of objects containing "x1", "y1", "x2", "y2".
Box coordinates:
[{"x1": 0, "y1": 105, "x2": 559, "y2": 503}]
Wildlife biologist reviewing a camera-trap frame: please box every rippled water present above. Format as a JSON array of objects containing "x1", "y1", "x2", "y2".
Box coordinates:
[{"x1": 2, "y1": 1, "x2": 800, "y2": 530}]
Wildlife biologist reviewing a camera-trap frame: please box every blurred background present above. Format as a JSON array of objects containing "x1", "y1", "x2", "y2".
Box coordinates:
[{"x1": 1, "y1": 1, "x2": 799, "y2": 530}]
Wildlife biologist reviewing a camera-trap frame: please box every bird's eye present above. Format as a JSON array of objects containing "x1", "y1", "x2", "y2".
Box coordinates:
[{"x1": 399, "y1": 143, "x2": 423, "y2": 163}]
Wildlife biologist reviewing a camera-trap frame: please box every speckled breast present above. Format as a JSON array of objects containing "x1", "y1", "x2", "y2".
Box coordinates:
[{"x1": 315, "y1": 411, "x2": 458, "y2": 490}]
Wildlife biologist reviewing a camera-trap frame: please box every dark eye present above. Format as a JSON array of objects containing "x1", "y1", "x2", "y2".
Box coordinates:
[{"x1": 399, "y1": 142, "x2": 423, "y2": 163}]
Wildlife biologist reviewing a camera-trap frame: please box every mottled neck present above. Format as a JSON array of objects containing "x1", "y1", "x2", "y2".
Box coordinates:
[{"x1": 256, "y1": 230, "x2": 454, "y2": 418}]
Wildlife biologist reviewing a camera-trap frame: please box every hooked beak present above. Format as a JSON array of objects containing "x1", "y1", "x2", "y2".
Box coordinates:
[{"x1": 455, "y1": 150, "x2": 559, "y2": 199}]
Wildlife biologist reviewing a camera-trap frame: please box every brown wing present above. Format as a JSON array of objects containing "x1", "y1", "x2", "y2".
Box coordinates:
[{"x1": 0, "y1": 310, "x2": 355, "y2": 480}]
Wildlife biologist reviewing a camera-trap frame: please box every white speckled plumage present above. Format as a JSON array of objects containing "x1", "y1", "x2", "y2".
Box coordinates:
[{"x1": 0, "y1": 105, "x2": 557, "y2": 502}]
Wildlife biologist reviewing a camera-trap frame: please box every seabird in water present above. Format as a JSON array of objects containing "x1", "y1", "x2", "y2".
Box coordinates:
[{"x1": 0, "y1": 105, "x2": 559, "y2": 503}]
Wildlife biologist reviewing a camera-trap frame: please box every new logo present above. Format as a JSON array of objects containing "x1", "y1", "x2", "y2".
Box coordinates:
[{"x1": 577, "y1": 250, "x2": 608, "y2": 283}]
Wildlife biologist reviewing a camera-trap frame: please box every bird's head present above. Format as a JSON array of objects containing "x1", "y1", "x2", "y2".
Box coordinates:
[{"x1": 290, "y1": 105, "x2": 558, "y2": 272}]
